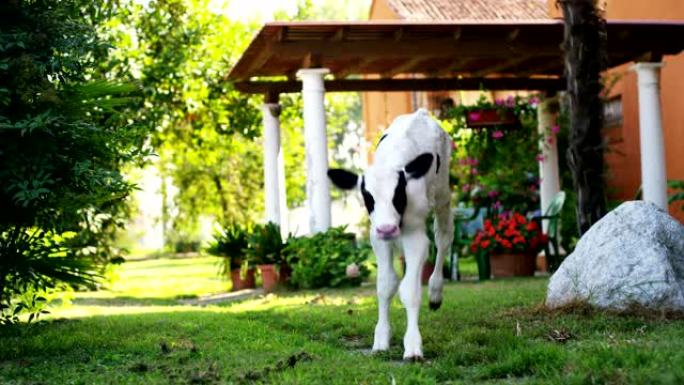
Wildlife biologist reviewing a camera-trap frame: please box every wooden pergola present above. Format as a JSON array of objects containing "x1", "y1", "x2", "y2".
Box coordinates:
[{"x1": 227, "y1": 20, "x2": 684, "y2": 234}]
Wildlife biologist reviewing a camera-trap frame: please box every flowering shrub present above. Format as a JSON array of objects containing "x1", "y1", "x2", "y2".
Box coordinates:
[
  {"x1": 442, "y1": 95, "x2": 549, "y2": 215},
  {"x1": 470, "y1": 212, "x2": 548, "y2": 255}
]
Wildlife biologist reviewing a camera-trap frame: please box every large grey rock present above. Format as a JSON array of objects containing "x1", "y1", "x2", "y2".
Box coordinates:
[{"x1": 547, "y1": 201, "x2": 684, "y2": 310}]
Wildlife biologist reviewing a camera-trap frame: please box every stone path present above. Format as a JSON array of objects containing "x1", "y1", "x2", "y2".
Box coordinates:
[{"x1": 178, "y1": 288, "x2": 264, "y2": 306}]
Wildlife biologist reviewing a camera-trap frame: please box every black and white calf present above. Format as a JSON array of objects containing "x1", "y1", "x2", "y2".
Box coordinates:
[{"x1": 328, "y1": 108, "x2": 453, "y2": 360}]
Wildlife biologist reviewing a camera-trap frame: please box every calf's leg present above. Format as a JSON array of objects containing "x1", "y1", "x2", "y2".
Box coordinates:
[
  {"x1": 399, "y1": 231, "x2": 429, "y2": 360},
  {"x1": 371, "y1": 237, "x2": 398, "y2": 352},
  {"x1": 428, "y1": 203, "x2": 453, "y2": 310}
]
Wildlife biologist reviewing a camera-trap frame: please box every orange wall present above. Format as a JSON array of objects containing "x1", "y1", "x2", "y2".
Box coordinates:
[
  {"x1": 598, "y1": 1, "x2": 684, "y2": 220},
  {"x1": 364, "y1": 0, "x2": 683, "y2": 219}
]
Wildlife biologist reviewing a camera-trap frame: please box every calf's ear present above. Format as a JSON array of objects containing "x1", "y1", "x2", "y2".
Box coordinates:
[
  {"x1": 404, "y1": 153, "x2": 434, "y2": 179},
  {"x1": 327, "y1": 169, "x2": 359, "y2": 190}
]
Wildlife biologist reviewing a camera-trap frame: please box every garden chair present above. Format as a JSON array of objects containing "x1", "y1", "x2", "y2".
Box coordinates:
[
  {"x1": 535, "y1": 191, "x2": 566, "y2": 273},
  {"x1": 449, "y1": 205, "x2": 486, "y2": 280}
]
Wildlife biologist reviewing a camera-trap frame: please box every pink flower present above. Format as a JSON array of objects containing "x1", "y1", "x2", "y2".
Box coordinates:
[
  {"x1": 529, "y1": 96, "x2": 540, "y2": 106},
  {"x1": 492, "y1": 130, "x2": 504, "y2": 139},
  {"x1": 471, "y1": 167, "x2": 479, "y2": 175},
  {"x1": 469, "y1": 157, "x2": 479, "y2": 166},
  {"x1": 346, "y1": 263, "x2": 360, "y2": 278},
  {"x1": 495, "y1": 98, "x2": 504, "y2": 106},
  {"x1": 468, "y1": 112, "x2": 481, "y2": 121},
  {"x1": 536, "y1": 154, "x2": 546, "y2": 162},
  {"x1": 493, "y1": 201, "x2": 502, "y2": 210},
  {"x1": 547, "y1": 136, "x2": 555, "y2": 145},
  {"x1": 461, "y1": 184, "x2": 471, "y2": 192},
  {"x1": 488, "y1": 190, "x2": 499, "y2": 198},
  {"x1": 505, "y1": 96, "x2": 516, "y2": 107},
  {"x1": 551, "y1": 124, "x2": 560, "y2": 134}
]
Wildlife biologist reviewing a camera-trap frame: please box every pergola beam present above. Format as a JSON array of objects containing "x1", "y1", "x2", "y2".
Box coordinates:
[
  {"x1": 234, "y1": 77, "x2": 565, "y2": 94},
  {"x1": 382, "y1": 58, "x2": 425, "y2": 78}
]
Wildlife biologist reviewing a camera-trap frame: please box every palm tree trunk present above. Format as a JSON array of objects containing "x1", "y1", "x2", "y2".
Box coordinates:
[{"x1": 559, "y1": 0, "x2": 608, "y2": 234}]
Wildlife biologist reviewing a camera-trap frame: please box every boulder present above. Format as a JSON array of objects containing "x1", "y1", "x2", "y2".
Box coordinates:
[{"x1": 546, "y1": 201, "x2": 684, "y2": 310}]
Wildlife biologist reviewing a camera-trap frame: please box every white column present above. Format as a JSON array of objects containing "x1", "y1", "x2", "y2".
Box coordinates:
[
  {"x1": 537, "y1": 95, "x2": 561, "y2": 230},
  {"x1": 277, "y1": 142, "x2": 289, "y2": 237},
  {"x1": 297, "y1": 68, "x2": 331, "y2": 233},
  {"x1": 633, "y1": 62, "x2": 668, "y2": 210},
  {"x1": 262, "y1": 102, "x2": 283, "y2": 226}
]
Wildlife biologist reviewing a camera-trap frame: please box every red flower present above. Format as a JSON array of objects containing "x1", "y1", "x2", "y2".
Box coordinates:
[{"x1": 480, "y1": 240, "x2": 490, "y2": 249}]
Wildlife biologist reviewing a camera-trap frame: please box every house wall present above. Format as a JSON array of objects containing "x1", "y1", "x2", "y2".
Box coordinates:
[
  {"x1": 363, "y1": 0, "x2": 683, "y2": 219},
  {"x1": 549, "y1": 0, "x2": 684, "y2": 219},
  {"x1": 549, "y1": 1, "x2": 683, "y2": 219}
]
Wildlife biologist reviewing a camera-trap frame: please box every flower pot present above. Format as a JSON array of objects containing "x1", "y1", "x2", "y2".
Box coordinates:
[
  {"x1": 536, "y1": 253, "x2": 548, "y2": 272},
  {"x1": 258, "y1": 264, "x2": 278, "y2": 293},
  {"x1": 400, "y1": 256, "x2": 435, "y2": 286},
  {"x1": 490, "y1": 253, "x2": 535, "y2": 277},
  {"x1": 421, "y1": 261, "x2": 435, "y2": 285},
  {"x1": 230, "y1": 267, "x2": 256, "y2": 291},
  {"x1": 476, "y1": 252, "x2": 491, "y2": 281},
  {"x1": 466, "y1": 109, "x2": 519, "y2": 129},
  {"x1": 278, "y1": 263, "x2": 292, "y2": 284}
]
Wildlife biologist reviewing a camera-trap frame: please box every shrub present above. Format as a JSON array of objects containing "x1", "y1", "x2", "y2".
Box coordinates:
[
  {"x1": 244, "y1": 222, "x2": 283, "y2": 266},
  {"x1": 283, "y1": 227, "x2": 371, "y2": 289},
  {"x1": 0, "y1": 1, "x2": 146, "y2": 324}
]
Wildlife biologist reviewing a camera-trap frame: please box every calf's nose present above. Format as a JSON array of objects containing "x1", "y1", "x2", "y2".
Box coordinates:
[{"x1": 376, "y1": 224, "x2": 399, "y2": 239}]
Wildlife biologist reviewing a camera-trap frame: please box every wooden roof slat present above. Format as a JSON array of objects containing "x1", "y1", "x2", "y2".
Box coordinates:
[{"x1": 228, "y1": 20, "x2": 684, "y2": 92}]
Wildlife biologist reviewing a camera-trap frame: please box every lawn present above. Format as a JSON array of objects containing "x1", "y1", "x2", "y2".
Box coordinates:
[{"x1": 2, "y1": 256, "x2": 684, "y2": 384}]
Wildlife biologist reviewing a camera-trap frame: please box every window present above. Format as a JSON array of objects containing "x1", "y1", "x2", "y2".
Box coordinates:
[{"x1": 603, "y1": 96, "x2": 623, "y2": 128}]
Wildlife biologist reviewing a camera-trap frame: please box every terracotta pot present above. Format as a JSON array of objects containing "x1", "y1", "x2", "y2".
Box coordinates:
[
  {"x1": 421, "y1": 261, "x2": 435, "y2": 285},
  {"x1": 490, "y1": 253, "x2": 536, "y2": 277},
  {"x1": 536, "y1": 253, "x2": 548, "y2": 272},
  {"x1": 465, "y1": 109, "x2": 519, "y2": 129},
  {"x1": 400, "y1": 256, "x2": 435, "y2": 286},
  {"x1": 258, "y1": 264, "x2": 278, "y2": 293},
  {"x1": 230, "y1": 268, "x2": 256, "y2": 291},
  {"x1": 278, "y1": 263, "x2": 292, "y2": 284}
]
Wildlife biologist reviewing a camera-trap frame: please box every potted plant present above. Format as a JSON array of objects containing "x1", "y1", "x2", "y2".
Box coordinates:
[
  {"x1": 470, "y1": 212, "x2": 548, "y2": 278},
  {"x1": 245, "y1": 222, "x2": 283, "y2": 293},
  {"x1": 207, "y1": 225, "x2": 255, "y2": 291}
]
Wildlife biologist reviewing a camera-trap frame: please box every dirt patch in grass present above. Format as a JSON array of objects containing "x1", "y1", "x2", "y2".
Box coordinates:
[
  {"x1": 505, "y1": 300, "x2": 684, "y2": 321},
  {"x1": 237, "y1": 351, "x2": 314, "y2": 383}
]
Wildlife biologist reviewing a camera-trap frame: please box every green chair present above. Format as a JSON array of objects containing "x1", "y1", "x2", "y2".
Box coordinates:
[
  {"x1": 450, "y1": 206, "x2": 486, "y2": 281},
  {"x1": 537, "y1": 191, "x2": 566, "y2": 273}
]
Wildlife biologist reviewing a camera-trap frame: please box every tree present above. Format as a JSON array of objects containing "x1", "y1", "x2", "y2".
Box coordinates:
[
  {"x1": 559, "y1": 0, "x2": 608, "y2": 234},
  {"x1": 0, "y1": 0, "x2": 148, "y2": 322}
]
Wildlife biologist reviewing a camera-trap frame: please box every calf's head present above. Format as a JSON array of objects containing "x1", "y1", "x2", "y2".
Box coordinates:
[{"x1": 327, "y1": 152, "x2": 433, "y2": 240}]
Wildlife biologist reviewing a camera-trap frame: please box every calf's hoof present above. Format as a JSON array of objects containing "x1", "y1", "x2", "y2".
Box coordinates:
[
  {"x1": 403, "y1": 354, "x2": 424, "y2": 362},
  {"x1": 428, "y1": 301, "x2": 441, "y2": 311}
]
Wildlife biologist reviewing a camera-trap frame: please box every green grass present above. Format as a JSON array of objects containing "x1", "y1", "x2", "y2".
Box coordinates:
[
  {"x1": 56, "y1": 255, "x2": 228, "y2": 315},
  {"x1": 3, "y1": 257, "x2": 684, "y2": 384}
]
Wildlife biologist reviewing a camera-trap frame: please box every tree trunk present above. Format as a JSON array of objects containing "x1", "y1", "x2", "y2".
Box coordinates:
[
  {"x1": 559, "y1": 0, "x2": 608, "y2": 235},
  {"x1": 213, "y1": 174, "x2": 230, "y2": 224}
]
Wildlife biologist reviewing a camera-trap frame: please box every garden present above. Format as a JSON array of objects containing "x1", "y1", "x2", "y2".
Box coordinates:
[{"x1": 2, "y1": 0, "x2": 684, "y2": 384}]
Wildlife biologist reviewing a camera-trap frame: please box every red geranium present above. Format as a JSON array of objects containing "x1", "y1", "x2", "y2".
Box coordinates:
[{"x1": 470, "y1": 212, "x2": 548, "y2": 255}]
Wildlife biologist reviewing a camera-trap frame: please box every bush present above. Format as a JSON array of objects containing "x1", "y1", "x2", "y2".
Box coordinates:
[
  {"x1": 0, "y1": 1, "x2": 147, "y2": 324},
  {"x1": 283, "y1": 227, "x2": 371, "y2": 289},
  {"x1": 244, "y1": 222, "x2": 284, "y2": 266}
]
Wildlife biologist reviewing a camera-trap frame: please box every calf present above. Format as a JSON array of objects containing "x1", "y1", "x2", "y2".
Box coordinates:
[{"x1": 328, "y1": 108, "x2": 453, "y2": 360}]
